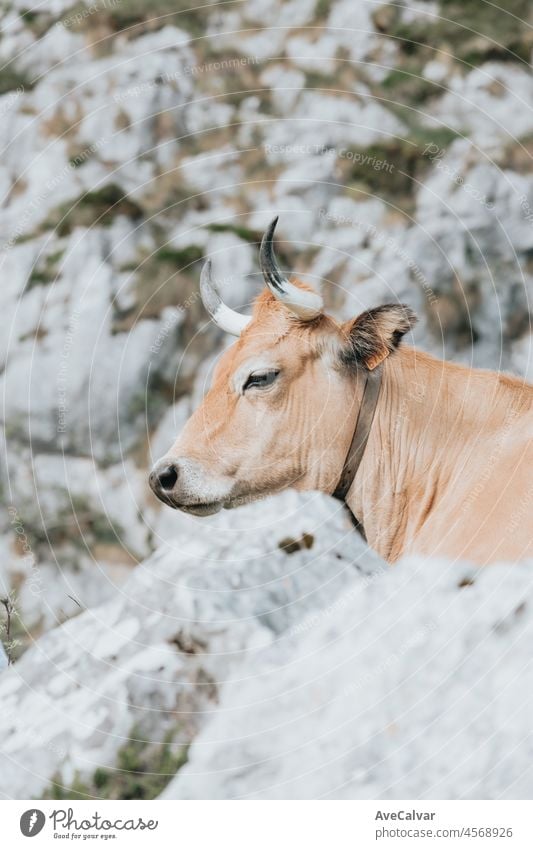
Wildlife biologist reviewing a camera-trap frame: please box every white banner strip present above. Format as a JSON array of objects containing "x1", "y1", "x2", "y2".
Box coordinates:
[{"x1": 2, "y1": 800, "x2": 532, "y2": 848}]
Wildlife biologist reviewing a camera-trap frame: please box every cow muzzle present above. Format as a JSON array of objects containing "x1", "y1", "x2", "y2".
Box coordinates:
[{"x1": 149, "y1": 457, "x2": 230, "y2": 516}]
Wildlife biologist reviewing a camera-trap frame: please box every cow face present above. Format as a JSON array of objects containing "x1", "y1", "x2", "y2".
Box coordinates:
[{"x1": 149, "y1": 219, "x2": 416, "y2": 515}]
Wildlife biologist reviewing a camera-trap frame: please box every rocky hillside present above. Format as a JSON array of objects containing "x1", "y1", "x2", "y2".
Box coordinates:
[
  {"x1": 2, "y1": 490, "x2": 532, "y2": 800},
  {"x1": 0, "y1": 0, "x2": 532, "y2": 798}
]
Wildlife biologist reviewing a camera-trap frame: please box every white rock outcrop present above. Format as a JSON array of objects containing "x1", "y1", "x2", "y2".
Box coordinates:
[
  {"x1": 0, "y1": 492, "x2": 376, "y2": 799},
  {"x1": 165, "y1": 554, "x2": 533, "y2": 799}
]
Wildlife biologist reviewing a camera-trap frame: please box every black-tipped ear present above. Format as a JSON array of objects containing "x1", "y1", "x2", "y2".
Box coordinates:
[{"x1": 340, "y1": 304, "x2": 417, "y2": 371}]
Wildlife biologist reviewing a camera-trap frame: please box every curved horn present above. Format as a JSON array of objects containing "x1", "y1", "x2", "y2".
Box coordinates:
[
  {"x1": 200, "y1": 259, "x2": 252, "y2": 337},
  {"x1": 259, "y1": 216, "x2": 323, "y2": 320}
]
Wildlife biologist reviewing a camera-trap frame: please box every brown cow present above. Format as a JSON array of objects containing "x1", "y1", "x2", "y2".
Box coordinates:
[{"x1": 150, "y1": 218, "x2": 533, "y2": 565}]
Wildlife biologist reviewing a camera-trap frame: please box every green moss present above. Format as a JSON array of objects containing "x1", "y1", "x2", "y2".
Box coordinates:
[
  {"x1": 303, "y1": 70, "x2": 338, "y2": 90},
  {"x1": 46, "y1": 184, "x2": 143, "y2": 237},
  {"x1": 344, "y1": 140, "x2": 419, "y2": 202},
  {"x1": 440, "y1": 0, "x2": 532, "y2": 44},
  {"x1": 45, "y1": 249, "x2": 66, "y2": 267},
  {"x1": 20, "y1": 8, "x2": 54, "y2": 38},
  {"x1": 45, "y1": 774, "x2": 93, "y2": 801},
  {"x1": 24, "y1": 495, "x2": 124, "y2": 550},
  {"x1": 26, "y1": 249, "x2": 66, "y2": 289},
  {"x1": 339, "y1": 126, "x2": 457, "y2": 211},
  {"x1": 114, "y1": 244, "x2": 202, "y2": 329},
  {"x1": 125, "y1": 389, "x2": 151, "y2": 421},
  {"x1": 20, "y1": 8, "x2": 38, "y2": 23},
  {"x1": 88, "y1": 514, "x2": 123, "y2": 545},
  {"x1": 341, "y1": 127, "x2": 459, "y2": 210},
  {"x1": 27, "y1": 269, "x2": 54, "y2": 288},
  {"x1": 410, "y1": 126, "x2": 460, "y2": 152},
  {"x1": 68, "y1": 497, "x2": 124, "y2": 545},
  {"x1": 68, "y1": 149, "x2": 93, "y2": 168},
  {"x1": 206, "y1": 222, "x2": 259, "y2": 243},
  {"x1": 79, "y1": 184, "x2": 141, "y2": 213},
  {"x1": 75, "y1": 0, "x2": 223, "y2": 38},
  {"x1": 384, "y1": 0, "x2": 532, "y2": 67},
  {"x1": 44, "y1": 728, "x2": 188, "y2": 800},
  {"x1": 156, "y1": 245, "x2": 203, "y2": 267},
  {"x1": 381, "y1": 66, "x2": 438, "y2": 105},
  {"x1": 315, "y1": 0, "x2": 333, "y2": 18},
  {"x1": 0, "y1": 65, "x2": 31, "y2": 96}
]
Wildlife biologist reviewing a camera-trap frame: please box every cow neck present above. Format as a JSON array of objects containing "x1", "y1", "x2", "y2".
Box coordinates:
[{"x1": 333, "y1": 363, "x2": 383, "y2": 505}]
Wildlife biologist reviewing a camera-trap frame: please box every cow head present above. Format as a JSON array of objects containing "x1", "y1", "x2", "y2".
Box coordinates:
[{"x1": 149, "y1": 218, "x2": 416, "y2": 515}]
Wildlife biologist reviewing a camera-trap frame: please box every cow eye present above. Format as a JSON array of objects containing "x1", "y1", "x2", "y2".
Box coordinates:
[{"x1": 243, "y1": 369, "x2": 280, "y2": 392}]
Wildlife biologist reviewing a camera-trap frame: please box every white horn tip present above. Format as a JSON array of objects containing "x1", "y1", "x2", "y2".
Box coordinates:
[{"x1": 199, "y1": 258, "x2": 251, "y2": 337}]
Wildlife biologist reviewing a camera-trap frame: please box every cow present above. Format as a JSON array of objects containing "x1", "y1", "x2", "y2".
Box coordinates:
[{"x1": 150, "y1": 218, "x2": 533, "y2": 566}]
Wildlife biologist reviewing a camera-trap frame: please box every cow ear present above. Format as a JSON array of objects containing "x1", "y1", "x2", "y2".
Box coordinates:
[{"x1": 340, "y1": 304, "x2": 417, "y2": 371}]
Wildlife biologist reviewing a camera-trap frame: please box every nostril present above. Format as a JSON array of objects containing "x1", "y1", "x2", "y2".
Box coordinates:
[{"x1": 158, "y1": 464, "x2": 178, "y2": 491}]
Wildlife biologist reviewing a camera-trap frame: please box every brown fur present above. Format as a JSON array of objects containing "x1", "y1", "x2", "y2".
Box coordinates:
[
  {"x1": 341, "y1": 304, "x2": 417, "y2": 370},
  {"x1": 159, "y1": 286, "x2": 533, "y2": 565}
]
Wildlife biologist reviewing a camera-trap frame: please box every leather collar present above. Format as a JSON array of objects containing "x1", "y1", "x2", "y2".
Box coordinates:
[{"x1": 333, "y1": 364, "x2": 383, "y2": 503}]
